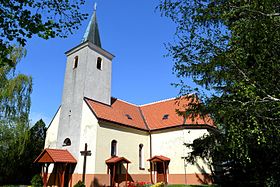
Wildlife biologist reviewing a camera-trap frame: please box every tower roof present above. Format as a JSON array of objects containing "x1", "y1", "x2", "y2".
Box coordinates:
[{"x1": 82, "y1": 3, "x2": 101, "y2": 47}]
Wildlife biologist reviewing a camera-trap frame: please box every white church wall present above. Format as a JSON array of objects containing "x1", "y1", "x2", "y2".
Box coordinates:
[
  {"x1": 57, "y1": 43, "x2": 113, "y2": 162},
  {"x1": 74, "y1": 100, "x2": 99, "y2": 174},
  {"x1": 84, "y1": 44, "x2": 112, "y2": 105},
  {"x1": 44, "y1": 107, "x2": 61, "y2": 174},
  {"x1": 151, "y1": 128, "x2": 211, "y2": 174},
  {"x1": 56, "y1": 46, "x2": 89, "y2": 160},
  {"x1": 44, "y1": 107, "x2": 61, "y2": 149},
  {"x1": 95, "y1": 122, "x2": 150, "y2": 174}
]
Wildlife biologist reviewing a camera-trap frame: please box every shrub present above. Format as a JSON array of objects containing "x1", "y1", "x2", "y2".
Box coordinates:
[
  {"x1": 151, "y1": 182, "x2": 164, "y2": 187},
  {"x1": 31, "y1": 174, "x2": 43, "y2": 187},
  {"x1": 74, "y1": 180, "x2": 85, "y2": 187}
]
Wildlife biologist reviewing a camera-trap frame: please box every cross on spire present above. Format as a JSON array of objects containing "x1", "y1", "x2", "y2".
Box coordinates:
[
  {"x1": 82, "y1": 2, "x2": 101, "y2": 47},
  {"x1": 94, "y1": 2, "x2": 97, "y2": 11}
]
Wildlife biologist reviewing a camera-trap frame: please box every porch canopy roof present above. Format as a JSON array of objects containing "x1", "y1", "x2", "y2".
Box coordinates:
[
  {"x1": 34, "y1": 148, "x2": 77, "y2": 163},
  {"x1": 105, "y1": 156, "x2": 131, "y2": 165},
  {"x1": 147, "y1": 155, "x2": 170, "y2": 163}
]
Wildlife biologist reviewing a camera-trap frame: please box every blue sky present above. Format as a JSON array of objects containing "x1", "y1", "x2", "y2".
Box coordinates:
[{"x1": 16, "y1": 1, "x2": 193, "y2": 125}]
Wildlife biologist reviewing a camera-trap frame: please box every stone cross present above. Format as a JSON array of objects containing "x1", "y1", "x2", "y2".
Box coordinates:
[{"x1": 80, "y1": 143, "x2": 92, "y2": 183}]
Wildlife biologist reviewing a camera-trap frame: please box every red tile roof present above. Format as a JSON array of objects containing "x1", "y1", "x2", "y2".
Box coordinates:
[
  {"x1": 34, "y1": 149, "x2": 77, "y2": 163},
  {"x1": 86, "y1": 98, "x2": 147, "y2": 130},
  {"x1": 84, "y1": 96, "x2": 214, "y2": 131},
  {"x1": 147, "y1": 155, "x2": 171, "y2": 162},
  {"x1": 140, "y1": 96, "x2": 214, "y2": 130},
  {"x1": 105, "y1": 156, "x2": 131, "y2": 164}
]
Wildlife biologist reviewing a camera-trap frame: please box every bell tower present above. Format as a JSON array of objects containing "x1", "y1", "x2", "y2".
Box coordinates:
[
  {"x1": 63, "y1": 5, "x2": 114, "y2": 106},
  {"x1": 56, "y1": 5, "x2": 114, "y2": 155}
]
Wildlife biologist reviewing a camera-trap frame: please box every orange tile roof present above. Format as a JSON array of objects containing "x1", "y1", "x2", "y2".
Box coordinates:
[
  {"x1": 34, "y1": 149, "x2": 77, "y2": 163},
  {"x1": 105, "y1": 156, "x2": 131, "y2": 164},
  {"x1": 140, "y1": 96, "x2": 214, "y2": 130},
  {"x1": 85, "y1": 98, "x2": 148, "y2": 130},
  {"x1": 84, "y1": 96, "x2": 214, "y2": 131},
  {"x1": 147, "y1": 155, "x2": 171, "y2": 162}
]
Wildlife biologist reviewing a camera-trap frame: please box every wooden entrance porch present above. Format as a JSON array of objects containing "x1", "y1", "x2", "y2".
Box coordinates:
[
  {"x1": 34, "y1": 149, "x2": 77, "y2": 187},
  {"x1": 106, "y1": 156, "x2": 131, "y2": 187},
  {"x1": 148, "y1": 155, "x2": 170, "y2": 184}
]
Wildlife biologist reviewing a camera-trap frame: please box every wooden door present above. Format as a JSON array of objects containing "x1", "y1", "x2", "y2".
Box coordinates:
[{"x1": 156, "y1": 162, "x2": 165, "y2": 183}]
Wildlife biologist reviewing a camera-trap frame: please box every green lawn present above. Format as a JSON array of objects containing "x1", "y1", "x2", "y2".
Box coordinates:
[{"x1": 167, "y1": 185, "x2": 218, "y2": 187}]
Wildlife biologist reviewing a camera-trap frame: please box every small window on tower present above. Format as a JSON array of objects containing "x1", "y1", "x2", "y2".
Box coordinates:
[
  {"x1": 73, "y1": 56, "x2": 78, "y2": 69},
  {"x1": 97, "y1": 57, "x2": 102, "y2": 70},
  {"x1": 63, "y1": 138, "x2": 71, "y2": 146}
]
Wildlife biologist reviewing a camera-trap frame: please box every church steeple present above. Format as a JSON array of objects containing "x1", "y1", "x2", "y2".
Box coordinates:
[
  {"x1": 82, "y1": 3, "x2": 101, "y2": 47},
  {"x1": 56, "y1": 3, "x2": 114, "y2": 163}
]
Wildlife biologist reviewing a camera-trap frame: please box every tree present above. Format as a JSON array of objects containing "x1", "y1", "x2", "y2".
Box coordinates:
[
  {"x1": 0, "y1": 0, "x2": 87, "y2": 67},
  {"x1": 0, "y1": 47, "x2": 46, "y2": 185},
  {"x1": 29, "y1": 119, "x2": 46, "y2": 157},
  {"x1": 158, "y1": 0, "x2": 280, "y2": 185},
  {"x1": 0, "y1": 119, "x2": 47, "y2": 185},
  {"x1": 0, "y1": 46, "x2": 32, "y2": 184},
  {"x1": 25, "y1": 119, "x2": 47, "y2": 183}
]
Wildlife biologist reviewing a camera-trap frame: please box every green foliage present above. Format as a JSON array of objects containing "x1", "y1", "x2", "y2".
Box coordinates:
[
  {"x1": 150, "y1": 182, "x2": 164, "y2": 187},
  {"x1": 0, "y1": 0, "x2": 87, "y2": 66},
  {"x1": 0, "y1": 46, "x2": 32, "y2": 184},
  {"x1": 0, "y1": 47, "x2": 31, "y2": 120},
  {"x1": 29, "y1": 119, "x2": 47, "y2": 156},
  {"x1": 25, "y1": 119, "x2": 47, "y2": 181},
  {"x1": 0, "y1": 46, "x2": 46, "y2": 185},
  {"x1": 31, "y1": 174, "x2": 43, "y2": 187},
  {"x1": 73, "y1": 180, "x2": 85, "y2": 187},
  {"x1": 159, "y1": 0, "x2": 280, "y2": 186},
  {"x1": 167, "y1": 185, "x2": 217, "y2": 187}
]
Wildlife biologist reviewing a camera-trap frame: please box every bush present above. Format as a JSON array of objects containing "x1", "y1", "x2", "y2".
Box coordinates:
[
  {"x1": 151, "y1": 182, "x2": 164, "y2": 187},
  {"x1": 74, "y1": 180, "x2": 85, "y2": 187},
  {"x1": 31, "y1": 174, "x2": 43, "y2": 187}
]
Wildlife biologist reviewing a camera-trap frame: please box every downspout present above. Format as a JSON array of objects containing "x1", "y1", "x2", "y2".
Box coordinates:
[
  {"x1": 149, "y1": 129, "x2": 152, "y2": 158},
  {"x1": 138, "y1": 107, "x2": 151, "y2": 157},
  {"x1": 149, "y1": 129, "x2": 154, "y2": 184},
  {"x1": 138, "y1": 107, "x2": 153, "y2": 183}
]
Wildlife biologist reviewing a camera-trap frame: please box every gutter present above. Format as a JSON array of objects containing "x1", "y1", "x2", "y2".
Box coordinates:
[{"x1": 138, "y1": 107, "x2": 152, "y2": 158}]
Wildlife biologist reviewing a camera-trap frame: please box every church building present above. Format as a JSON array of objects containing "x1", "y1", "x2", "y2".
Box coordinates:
[{"x1": 34, "y1": 7, "x2": 215, "y2": 187}]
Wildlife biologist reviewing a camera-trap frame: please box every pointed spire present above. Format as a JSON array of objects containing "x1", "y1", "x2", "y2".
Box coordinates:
[{"x1": 82, "y1": 3, "x2": 102, "y2": 47}]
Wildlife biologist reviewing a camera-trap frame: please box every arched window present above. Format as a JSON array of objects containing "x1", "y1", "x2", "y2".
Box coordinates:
[
  {"x1": 111, "y1": 140, "x2": 117, "y2": 156},
  {"x1": 97, "y1": 57, "x2": 102, "y2": 70},
  {"x1": 63, "y1": 138, "x2": 71, "y2": 146},
  {"x1": 139, "y1": 144, "x2": 144, "y2": 169},
  {"x1": 73, "y1": 56, "x2": 78, "y2": 69}
]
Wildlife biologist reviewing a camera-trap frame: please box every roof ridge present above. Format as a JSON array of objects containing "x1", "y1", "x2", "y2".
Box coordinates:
[
  {"x1": 140, "y1": 97, "x2": 177, "y2": 107},
  {"x1": 140, "y1": 94, "x2": 196, "y2": 107},
  {"x1": 46, "y1": 148, "x2": 64, "y2": 150},
  {"x1": 114, "y1": 97, "x2": 139, "y2": 107}
]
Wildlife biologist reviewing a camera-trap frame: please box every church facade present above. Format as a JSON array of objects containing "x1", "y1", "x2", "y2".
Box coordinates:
[{"x1": 35, "y1": 8, "x2": 215, "y2": 187}]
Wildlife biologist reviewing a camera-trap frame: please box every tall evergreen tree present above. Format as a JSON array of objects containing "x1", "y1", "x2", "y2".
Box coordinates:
[
  {"x1": 158, "y1": 0, "x2": 280, "y2": 185},
  {"x1": 24, "y1": 119, "x2": 47, "y2": 183}
]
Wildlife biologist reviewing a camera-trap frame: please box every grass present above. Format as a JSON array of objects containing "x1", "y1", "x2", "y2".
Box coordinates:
[{"x1": 167, "y1": 185, "x2": 218, "y2": 187}]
